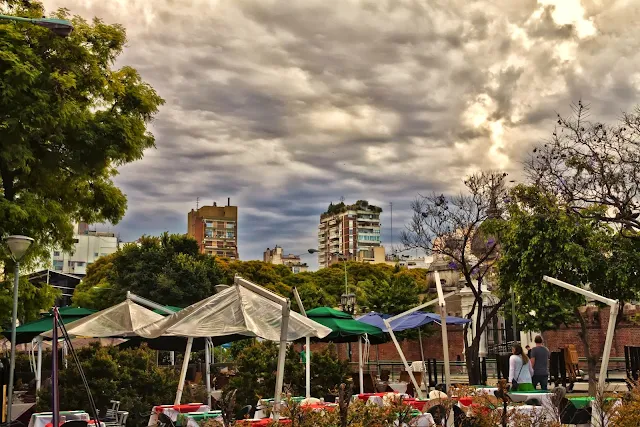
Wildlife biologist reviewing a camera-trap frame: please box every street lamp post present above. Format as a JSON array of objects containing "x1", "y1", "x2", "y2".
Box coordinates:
[
  {"x1": 4, "y1": 235, "x2": 34, "y2": 425},
  {"x1": 0, "y1": 14, "x2": 73, "y2": 36}
]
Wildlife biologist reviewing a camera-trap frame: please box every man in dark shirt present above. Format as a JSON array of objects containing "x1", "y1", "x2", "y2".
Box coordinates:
[{"x1": 530, "y1": 335, "x2": 550, "y2": 390}]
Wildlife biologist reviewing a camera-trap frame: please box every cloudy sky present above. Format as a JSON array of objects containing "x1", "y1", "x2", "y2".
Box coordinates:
[{"x1": 43, "y1": 0, "x2": 640, "y2": 268}]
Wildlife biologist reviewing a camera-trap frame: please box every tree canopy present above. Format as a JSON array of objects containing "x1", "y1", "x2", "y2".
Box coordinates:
[
  {"x1": 73, "y1": 234, "x2": 225, "y2": 309},
  {"x1": 497, "y1": 185, "x2": 640, "y2": 391},
  {"x1": 527, "y1": 101, "x2": 640, "y2": 238},
  {"x1": 75, "y1": 235, "x2": 428, "y2": 317},
  {"x1": 0, "y1": 2, "x2": 163, "y2": 267}
]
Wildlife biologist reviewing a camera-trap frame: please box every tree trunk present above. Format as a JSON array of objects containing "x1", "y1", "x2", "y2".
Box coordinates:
[{"x1": 575, "y1": 308, "x2": 597, "y2": 395}]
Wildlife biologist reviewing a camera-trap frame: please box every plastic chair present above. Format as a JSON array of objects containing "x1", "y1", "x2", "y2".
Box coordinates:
[
  {"x1": 157, "y1": 413, "x2": 175, "y2": 427},
  {"x1": 236, "y1": 405, "x2": 252, "y2": 420},
  {"x1": 452, "y1": 405, "x2": 467, "y2": 427},
  {"x1": 427, "y1": 404, "x2": 447, "y2": 425}
]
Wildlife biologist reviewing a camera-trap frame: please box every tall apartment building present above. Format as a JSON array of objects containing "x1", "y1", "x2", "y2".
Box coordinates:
[
  {"x1": 50, "y1": 222, "x2": 119, "y2": 275},
  {"x1": 264, "y1": 246, "x2": 309, "y2": 273},
  {"x1": 317, "y1": 200, "x2": 382, "y2": 268},
  {"x1": 187, "y1": 199, "x2": 238, "y2": 259}
]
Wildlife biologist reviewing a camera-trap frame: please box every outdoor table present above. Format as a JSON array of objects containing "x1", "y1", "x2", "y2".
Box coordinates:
[
  {"x1": 29, "y1": 411, "x2": 89, "y2": 427},
  {"x1": 395, "y1": 411, "x2": 435, "y2": 427},
  {"x1": 401, "y1": 398, "x2": 429, "y2": 412},
  {"x1": 44, "y1": 420, "x2": 105, "y2": 427},
  {"x1": 507, "y1": 390, "x2": 552, "y2": 403},
  {"x1": 148, "y1": 403, "x2": 209, "y2": 425},
  {"x1": 238, "y1": 418, "x2": 291, "y2": 425},
  {"x1": 254, "y1": 397, "x2": 305, "y2": 419},
  {"x1": 300, "y1": 402, "x2": 338, "y2": 412},
  {"x1": 180, "y1": 411, "x2": 223, "y2": 427},
  {"x1": 504, "y1": 404, "x2": 556, "y2": 427}
]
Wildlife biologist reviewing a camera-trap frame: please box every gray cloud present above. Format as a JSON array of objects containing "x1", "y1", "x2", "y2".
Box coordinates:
[{"x1": 42, "y1": 0, "x2": 640, "y2": 268}]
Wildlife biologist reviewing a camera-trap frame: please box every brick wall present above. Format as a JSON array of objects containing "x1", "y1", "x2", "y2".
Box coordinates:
[{"x1": 304, "y1": 308, "x2": 640, "y2": 365}]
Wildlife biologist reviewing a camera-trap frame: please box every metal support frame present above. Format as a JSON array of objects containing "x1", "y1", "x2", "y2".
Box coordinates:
[
  {"x1": 35, "y1": 336, "x2": 43, "y2": 395},
  {"x1": 384, "y1": 290, "x2": 456, "y2": 399},
  {"x1": 236, "y1": 276, "x2": 291, "y2": 421},
  {"x1": 542, "y1": 276, "x2": 619, "y2": 426},
  {"x1": 434, "y1": 271, "x2": 451, "y2": 392},
  {"x1": 204, "y1": 339, "x2": 212, "y2": 407},
  {"x1": 174, "y1": 337, "x2": 193, "y2": 404},
  {"x1": 292, "y1": 287, "x2": 312, "y2": 399}
]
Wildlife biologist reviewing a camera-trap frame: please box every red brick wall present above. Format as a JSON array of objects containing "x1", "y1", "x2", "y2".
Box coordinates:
[
  {"x1": 303, "y1": 308, "x2": 640, "y2": 365},
  {"x1": 542, "y1": 306, "x2": 640, "y2": 356}
]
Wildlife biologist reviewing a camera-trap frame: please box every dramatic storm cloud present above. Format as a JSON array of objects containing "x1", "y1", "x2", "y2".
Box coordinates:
[{"x1": 43, "y1": 0, "x2": 640, "y2": 266}]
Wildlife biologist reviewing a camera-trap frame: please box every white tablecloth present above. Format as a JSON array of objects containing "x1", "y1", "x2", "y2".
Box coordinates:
[
  {"x1": 185, "y1": 415, "x2": 223, "y2": 427},
  {"x1": 508, "y1": 392, "x2": 553, "y2": 403},
  {"x1": 506, "y1": 405, "x2": 557, "y2": 426},
  {"x1": 29, "y1": 412, "x2": 90, "y2": 427},
  {"x1": 148, "y1": 405, "x2": 209, "y2": 425},
  {"x1": 395, "y1": 413, "x2": 435, "y2": 426}
]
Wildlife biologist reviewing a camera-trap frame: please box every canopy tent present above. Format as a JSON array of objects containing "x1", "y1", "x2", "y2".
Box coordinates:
[
  {"x1": 305, "y1": 307, "x2": 386, "y2": 343},
  {"x1": 41, "y1": 300, "x2": 164, "y2": 339},
  {"x1": 2, "y1": 306, "x2": 96, "y2": 344},
  {"x1": 306, "y1": 306, "x2": 385, "y2": 394},
  {"x1": 136, "y1": 276, "x2": 332, "y2": 418}
]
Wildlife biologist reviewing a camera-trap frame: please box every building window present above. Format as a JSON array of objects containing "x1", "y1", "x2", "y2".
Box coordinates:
[
  {"x1": 53, "y1": 260, "x2": 63, "y2": 271},
  {"x1": 73, "y1": 238, "x2": 79, "y2": 243},
  {"x1": 226, "y1": 231, "x2": 234, "y2": 238},
  {"x1": 205, "y1": 229, "x2": 213, "y2": 238},
  {"x1": 94, "y1": 252, "x2": 99, "y2": 257},
  {"x1": 76, "y1": 262, "x2": 85, "y2": 267},
  {"x1": 226, "y1": 223, "x2": 235, "y2": 229},
  {"x1": 53, "y1": 251, "x2": 61, "y2": 257}
]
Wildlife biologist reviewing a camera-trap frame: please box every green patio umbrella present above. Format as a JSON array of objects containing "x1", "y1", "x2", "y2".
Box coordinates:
[
  {"x1": 2, "y1": 307, "x2": 97, "y2": 344},
  {"x1": 306, "y1": 307, "x2": 386, "y2": 394},
  {"x1": 306, "y1": 307, "x2": 386, "y2": 344}
]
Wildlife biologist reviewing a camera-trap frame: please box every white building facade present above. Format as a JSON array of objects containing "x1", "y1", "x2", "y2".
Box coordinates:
[{"x1": 50, "y1": 223, "x2": 118, "y2": 275}]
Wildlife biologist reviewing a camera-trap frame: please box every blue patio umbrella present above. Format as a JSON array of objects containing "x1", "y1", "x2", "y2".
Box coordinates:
[{"x1": 357, "y1": 311, "x2": 470, "y2": 386}]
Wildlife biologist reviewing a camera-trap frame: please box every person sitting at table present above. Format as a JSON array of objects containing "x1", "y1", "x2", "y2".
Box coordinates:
[{"x1": 509, "y1": 344, "x2": 534, "y2": 392}]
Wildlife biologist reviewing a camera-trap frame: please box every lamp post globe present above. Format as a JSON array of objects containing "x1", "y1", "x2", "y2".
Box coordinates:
[{"x1": 5, "y1": 235, "x2": 34, "y2": 261}]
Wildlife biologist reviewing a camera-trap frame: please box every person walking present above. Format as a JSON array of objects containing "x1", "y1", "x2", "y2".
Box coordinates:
[
  {"x1": 530, "y1": 335, "x2": 550, "y2": 390},
  {"x1": 509, "y1": 343, "x2": 534, "y2": 391}
]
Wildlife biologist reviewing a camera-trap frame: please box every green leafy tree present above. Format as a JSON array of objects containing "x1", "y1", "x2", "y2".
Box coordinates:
[
  {"x1": 0, "y1": 1, "x2": 163, "y2": 269},
  {"x1": 497, "y1": 185, "x2": 640, "y2": 393},
  {"x1": 72, "y1": 234, "x2": 224, "y2": 309},
  {"x1": 227, "y1": 340, "x2": 304, "y2": 409},
  {"x1": 359, "y1": 275, "x2": 420, "y2": 315},
  {"x1": 37, "y1": 344, "x2": 178, "y2": 426},
  {"x1": 219, "y1": 260, "x2": 292, "y2": 296},
  {"x1": 0, "y1": 276, "x2": 58, "y2": 327}
]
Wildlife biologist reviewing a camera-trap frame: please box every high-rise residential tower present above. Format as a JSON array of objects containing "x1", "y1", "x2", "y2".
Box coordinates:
[
  {"x1": 188, "y1": 198, "x2": 238, "y2": 259},
  {"x1": 317, "y1": 200, "x2": 382, "y2": 268}
]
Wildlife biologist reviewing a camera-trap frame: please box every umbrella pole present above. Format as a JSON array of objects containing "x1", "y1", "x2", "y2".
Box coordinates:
[
  {"x1": 35, "y1": 336, "x2": 43, "y2": 396},
  {"x1": 273, "y1": 301, "x2": 291, "y2": 421},
  {"x1": 175, "y1": 337, "x2": 194, "y2": 405},
  {"x1": 418, "y1": 328, "x2": 428, "y2": 393},
  {"x1": 205, "y1": 338, "x2": 212, "y2": 407},
  {"x1": 305, "y1": 337, "x2": 311, "y2": 398},
  {"x1": 384, "y1": 320, "x2": 423, "y2": 399},
  {"x1": 358, "y1": 337, "x2": 364, "y2": 394}
]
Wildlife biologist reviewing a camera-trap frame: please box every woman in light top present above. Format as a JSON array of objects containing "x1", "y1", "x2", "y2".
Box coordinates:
[{"x1": 509, "y1": 343, "x2": 534, "y2": 391}]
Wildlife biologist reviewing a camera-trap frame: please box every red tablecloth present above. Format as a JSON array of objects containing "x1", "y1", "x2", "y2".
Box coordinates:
[
  {"x1": 300, "y1": 403, "x2": 337, "y2": 412},
  {"x1": 154, "y1": 404, "x2": 205, "y2": 414},
  {"x1": 402, "y1": 399, "x2": 428, "y2": 411},
  {"x1": 45, "y1": 420, "x2": 102, "y2": 427},
  {"x1": 238, "y1": 419, "x2": 292, "y2": 425}
]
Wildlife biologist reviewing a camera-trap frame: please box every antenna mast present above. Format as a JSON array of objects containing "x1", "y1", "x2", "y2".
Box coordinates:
[{"x1": 390, "y1": 202, "x2": 393, "y2": 253}]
